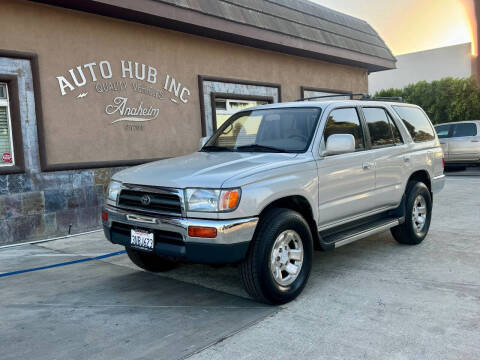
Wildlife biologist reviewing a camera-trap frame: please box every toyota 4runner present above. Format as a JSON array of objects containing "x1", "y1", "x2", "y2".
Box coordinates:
[{"x1": 103, "y1": 97, "x2": 445, "y2": 304}]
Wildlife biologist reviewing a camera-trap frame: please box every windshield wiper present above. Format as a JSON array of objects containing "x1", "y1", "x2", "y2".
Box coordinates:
[
  {"x1": 235, "y1": 144, "x2": 287, "y2": 153},
  {"x1": 201, "y1": 145, "x2": 234, "y2": 152}
]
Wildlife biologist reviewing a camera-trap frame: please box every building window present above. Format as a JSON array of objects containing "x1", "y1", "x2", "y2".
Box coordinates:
[
  {"x1": 213, "y1": 97, "x2": 270, "y2": 130},
  {"x1": 0, "y1": 83, "x2": 15, "y2": 167}
]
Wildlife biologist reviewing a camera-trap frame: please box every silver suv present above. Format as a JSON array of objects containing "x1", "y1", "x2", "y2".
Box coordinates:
[{"x1": 103, "y1": 98, "x2": 445, "y2": 304}]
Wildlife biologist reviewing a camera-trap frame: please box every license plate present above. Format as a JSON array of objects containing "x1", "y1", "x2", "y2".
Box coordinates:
[{"x1": 130, "y1": 229, "x2": 154, "y2": 251}]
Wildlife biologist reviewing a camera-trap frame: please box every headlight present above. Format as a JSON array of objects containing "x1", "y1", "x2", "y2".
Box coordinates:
[
  {"x1": 107, "y1": 181, "x2": 122, "y2": 202},
  {"x1": 185, "y1": 188, "x2": 241, "y2": 212}
]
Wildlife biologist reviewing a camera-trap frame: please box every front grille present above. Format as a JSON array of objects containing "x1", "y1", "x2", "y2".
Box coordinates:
[
  {"x1": 111, "y1": 222, "x2": 184, "y2": 246},
  {"x1": 118, "y1": 189, "x2": 182, "y2": 215}
]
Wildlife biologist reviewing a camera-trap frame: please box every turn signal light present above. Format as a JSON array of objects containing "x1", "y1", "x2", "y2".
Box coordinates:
[
  {"x1": 188, "y1": 226, "x2": 217, "y2": 238},
  {"x1": 101, "y1": 210, "x2": 108, "y2": 222},
  {"x1": 220, "y1": 189, "x2": 241, "y2": 211}
]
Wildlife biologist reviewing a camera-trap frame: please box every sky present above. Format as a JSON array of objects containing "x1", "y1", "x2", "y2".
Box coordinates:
[{"x1": 310, "y1": 0, "x2": 477, "y2": 56}]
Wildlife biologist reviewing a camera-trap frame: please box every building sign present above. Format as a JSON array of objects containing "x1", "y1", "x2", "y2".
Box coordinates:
[{"x1": 55, "y1": 60, "x2": 191, "y2": 127}]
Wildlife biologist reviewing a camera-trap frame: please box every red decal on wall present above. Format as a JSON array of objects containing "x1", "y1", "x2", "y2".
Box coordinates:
[{"x1": 2, "y1": 153, "x2": 12, "y2": 163}]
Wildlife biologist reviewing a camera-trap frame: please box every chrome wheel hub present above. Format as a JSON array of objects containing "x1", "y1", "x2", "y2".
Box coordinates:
[
  {"x1": 270, "y1": 230, "x2": 304, "y2": 287},
  {"x1": 412, "y1": 195, "x2": 427, "y2": 233}
]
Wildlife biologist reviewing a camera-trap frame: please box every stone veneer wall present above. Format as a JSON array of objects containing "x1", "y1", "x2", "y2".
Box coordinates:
[
  {"x1": 0, "y1": 168, "x2": 121, "y2": 245},
  {"x1": 0, "y1": 55, "x2": 122, "y2": 245}
]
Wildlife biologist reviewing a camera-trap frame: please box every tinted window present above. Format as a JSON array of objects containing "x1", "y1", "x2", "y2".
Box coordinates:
[
  {"x1": 363, "y1": 108, "x2": 394, "y2": 147},
  {"x1": 435, "y1": 124, "x2": 452, "y2": 138},
  {"x1": 324, "y1": 108, "x2": 364, "y2": 150},
  {"x1": 393, "y1": 106, "x2": 435, "y2": 142},
  {"x1": 452, "y1": 123, "x2": 477, "y2": 137}
]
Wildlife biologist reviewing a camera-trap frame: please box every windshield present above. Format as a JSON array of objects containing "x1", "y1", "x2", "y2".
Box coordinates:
[{"x1": 203, "y1": 107, "x2": 321, "y2": 153}]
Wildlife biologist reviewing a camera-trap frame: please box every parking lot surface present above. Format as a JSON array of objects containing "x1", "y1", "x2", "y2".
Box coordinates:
[{"x1": 0, "y1": 176, "x2": 479, "y2": 359}]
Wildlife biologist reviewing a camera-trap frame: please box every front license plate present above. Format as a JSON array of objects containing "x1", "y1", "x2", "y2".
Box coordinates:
[{"x1": 130, "y1": 229, "x2": 154, "y2": 251}]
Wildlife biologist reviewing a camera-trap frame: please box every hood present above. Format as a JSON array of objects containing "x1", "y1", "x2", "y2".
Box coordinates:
[{"x1": 113, "y1": 151, "x2": 298, "y2": 188}]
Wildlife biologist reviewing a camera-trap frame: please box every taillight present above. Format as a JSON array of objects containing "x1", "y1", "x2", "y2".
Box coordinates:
[
  {"x1": 101, "y1": 210, "x2": 108, "y2": 222},
  {"x1": 442, "y1": 156, "x2": 445, "y2": 169}
]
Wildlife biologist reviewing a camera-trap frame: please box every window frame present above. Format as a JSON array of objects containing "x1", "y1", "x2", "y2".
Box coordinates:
[
  {"x1": 210, "y1": 93, "x2": 274, "y2": 131},
  {"x1": 0, "y1": 76, "x2": 24, "y2": 175},
  {"x1": 321, "y1": 106, "x2": 367, "y2": 155},
  {"x1": 360, "y1": 106, "x2": 404, "y2": 149}
]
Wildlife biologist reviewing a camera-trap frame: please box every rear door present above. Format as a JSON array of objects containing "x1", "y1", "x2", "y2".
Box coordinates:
[
  {"x1": 448, "y1": 122, "x2": 480, "y2": 162},
  {"x1": 361, "y1": 107, "x2": 407, "y2": 208},
  {"x1": 316, "y1": 107, "x2": 376, "y2": 228}
]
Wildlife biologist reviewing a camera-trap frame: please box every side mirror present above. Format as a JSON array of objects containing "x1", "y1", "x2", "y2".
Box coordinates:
[
  {"x1": 198, "y1": 136, "x2": 209, "y2": 150},
  {"x1": 325, "y1": 134, "x2": 355, "y2": 156}
]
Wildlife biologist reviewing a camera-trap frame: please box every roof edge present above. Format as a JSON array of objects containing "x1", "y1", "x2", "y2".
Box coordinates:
[{"x1": 29, "y1": 0, "x2": 396, "y2": 72}]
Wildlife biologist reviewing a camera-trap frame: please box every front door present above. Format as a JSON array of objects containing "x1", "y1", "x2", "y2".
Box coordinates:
[{"x1": 317, "y1": 107, "x2": 376, "y2": 228}]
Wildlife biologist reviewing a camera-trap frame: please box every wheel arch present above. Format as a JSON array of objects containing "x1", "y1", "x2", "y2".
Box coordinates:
[
  {"x1": 407, "y1": 170, "x2": 432, "y2": 195},
  {"x1": 259, "y1": 195, "x2": 321, "y2": 250}
]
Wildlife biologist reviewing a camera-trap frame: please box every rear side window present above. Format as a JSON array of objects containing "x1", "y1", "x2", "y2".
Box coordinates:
[
  {"x1": 452, "y1": 123, "x2": 477, "y2": 137},
  {"x1": 363, "y1": 107, "x2": 403, "y2": 147},
  {"x1": 324, "y1": 108, "x2": 364, "y2": 150},
  {"x1": 435, "y1": 124, "x2": 452, "y2": 138},
  {"x1": 393, "y1": 106, "x2": 435, "y2": 142}
]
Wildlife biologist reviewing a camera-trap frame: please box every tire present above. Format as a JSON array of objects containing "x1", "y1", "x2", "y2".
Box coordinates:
[
  {"x1": 126, "y1": 247, "x2": 178, "y2": 272},
  {"x1": 391, "y1": 181, "x2": 432, "y2": 245},
  {"x1": 239, "y1": 208, "x2": 313, "y2": 305}
]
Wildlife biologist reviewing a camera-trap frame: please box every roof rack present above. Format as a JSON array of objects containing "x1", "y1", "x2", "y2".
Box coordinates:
[{"x1": 296, "y1": 94, "x2": 405, "y2": 103}]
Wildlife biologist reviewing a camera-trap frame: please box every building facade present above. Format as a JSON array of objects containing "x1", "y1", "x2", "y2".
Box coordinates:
[
  {"x1": 0, "y1": 0, "x2": 395, "y2": 244},
  {"x1": 369, "y1": 43, "x2": 475, "y2": 94}
]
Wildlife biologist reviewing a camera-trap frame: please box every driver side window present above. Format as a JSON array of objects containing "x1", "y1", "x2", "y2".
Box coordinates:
[{"x1": 324, "y1": 108, "x2": 364, "y2": 150}]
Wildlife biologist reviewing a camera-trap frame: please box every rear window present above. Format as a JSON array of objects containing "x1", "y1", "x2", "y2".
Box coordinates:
[
  {"x1": 363, "y1": 107, "x2": 403, "y2": 147},
  {"x1": 393, "y1": 106, "x2": 435, "y2": 142},
  {"x1": 452, "y1": 123, "x2": 477, "y2": 137}
]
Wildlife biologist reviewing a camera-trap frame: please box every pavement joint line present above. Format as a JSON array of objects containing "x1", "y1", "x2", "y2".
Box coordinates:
[
  {"x1": 0, "y1": 250, "x2": 126, "y2": 278},
  {"x1": 2, "y1": 303, "x2": 270, "y2": 309},
  {"x1": 181, "y1": 308, "x2": 281, "y2": 360},
  {"x1": 0, "y1": 229, "x2": 103, "y2": 250}
]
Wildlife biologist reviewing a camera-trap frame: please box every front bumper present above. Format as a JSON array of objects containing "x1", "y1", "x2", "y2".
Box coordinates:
[
  {"x1": 103, "y1": 206, "x2": 258, "y2": 264},
  {"x1": 432, "y1": 174, "x2": 446, "y2": 194}
]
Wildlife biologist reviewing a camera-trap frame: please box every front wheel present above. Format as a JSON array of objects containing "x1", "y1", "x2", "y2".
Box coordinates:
[
  {"x1": 391, "y1": 181, "x2": 432, "y2": 245},
  {"x1": 239, "y1": 208, "x2": 313, "y2": 305}
]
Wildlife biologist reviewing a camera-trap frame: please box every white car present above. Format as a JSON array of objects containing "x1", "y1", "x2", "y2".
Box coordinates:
[{"x1": 103, "y1": 98, "x2": 445, "y2": 304}]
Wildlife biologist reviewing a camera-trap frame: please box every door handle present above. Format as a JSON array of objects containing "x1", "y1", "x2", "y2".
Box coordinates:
[
  {"x1": 362, "y1": 161, "x2": 375, "y2": 170},
  {"x1": 471, "y1": 139, "x2": 479, "y2": 143}
]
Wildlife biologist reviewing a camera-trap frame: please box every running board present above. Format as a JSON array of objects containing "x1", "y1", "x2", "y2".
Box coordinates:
[{"x1": 321, "y1": 218, "x2": 401, "y2": 249}]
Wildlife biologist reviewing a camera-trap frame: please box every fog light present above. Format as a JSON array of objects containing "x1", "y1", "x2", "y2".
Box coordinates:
[
  {"x1": 101, "y1": 210, "x2": 108, "y2": 222},
  {"x1": 188, "y1": 226, "x2": 217, "y2": 238}
]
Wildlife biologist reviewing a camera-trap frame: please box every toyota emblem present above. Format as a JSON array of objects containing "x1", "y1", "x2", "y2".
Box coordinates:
[{"x1": 141, "y1": 194, "x2": 151, "y2": 206}]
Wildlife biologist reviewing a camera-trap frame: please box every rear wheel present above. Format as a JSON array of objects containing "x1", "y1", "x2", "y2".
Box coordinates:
[
  {"x1": 239, "y1": 208, "x2": 313, "y2": 305},
  {"x1": 391, "y1": 181, "x2": 432, "y2": 245},
  {"x1": 126, "y1": 248, "x2": 177, "y2": 272}
]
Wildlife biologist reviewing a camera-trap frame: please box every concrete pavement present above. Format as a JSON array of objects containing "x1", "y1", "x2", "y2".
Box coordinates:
[{"x1": 0, "y1": 175, "x2": 479, "y2": 359}]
